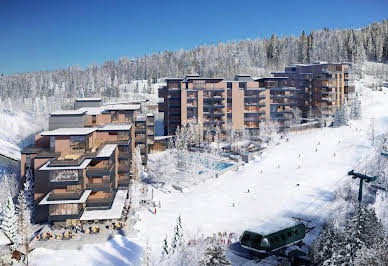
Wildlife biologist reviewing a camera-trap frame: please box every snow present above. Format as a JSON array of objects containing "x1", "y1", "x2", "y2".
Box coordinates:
[
  {"x1": 0, "y1": 231, "x2": 12, "y2": 246},
  {"x1": 98, "y1": 124, "x2": 132, "y2": 131},
  {"x1": 39, "y1": 159, "x2": 92, "y2": 170},
  {"x1": 50, "y1": 110, "x2": 86, "y2": 116},
  {"x1": 41, "y1": 128, "x2": 96, "y2": 136},
  {"x1": 80, "y1": 189, "x2": 128, "y2": 220},
  {"x1": 39, "y1": 190, "x2": 92, "y2": 205},
  {"x1": 96, "y1": 144, "x2": 117, "y2": 158},
  {"x1": 27, "y1": 72, "x2": 388, "y2": 265},
  {"x1": 0, "y1": 110, "x2": 41, "y2": 162}
]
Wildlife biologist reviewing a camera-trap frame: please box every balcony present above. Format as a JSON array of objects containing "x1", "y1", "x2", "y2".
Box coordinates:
[
  {"x1": 203, "y1": 112, "x2": 224, "y2": 117},
  {"x1": 118, "y1": 165, "x2": 130, "y2": 174},
  {"x1": 86, "y1": 165, "x2": 114, "y2": 177},
  {"x1": 118, "y1": 152, "x2": 130, "y2": 160},
  {"x1": 203, "y1": 104, "x2": 225, "y2": 109},
  {"x1": 135, "y1": 135, "x2": 146, "y2": 143},
  {"x1": 86, "y1": 194, "x2": 114, "y2": 208},
  {"x1": 48, "y1": 191, "x2": 83, "y2": 201},
  {"x1": 118, "y1": 177, "x2": 130, "y2": 187},
  {"x1": 86, "y1": 181, "x2": 112, "y2": 192}
]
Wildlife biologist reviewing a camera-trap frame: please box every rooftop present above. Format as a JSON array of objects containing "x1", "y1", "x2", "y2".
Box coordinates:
[
  {"x1": 103, "y1": 104, "x2": 141, "y2": 111},
  {"x1": 39, "y1": 158, "x2": 92, "y2": 170},
  {"x1": 75, "y1": 98, "x2": 102, "y2": 102},
  {"x1": 95, "y1": 144, "x2": 117, "y2": 158},
  {"x1": 80, "y1": 189, "x2": 128, "y2": 220},
  {"x1": 50, "y1": 109, "x2": 86, "y2": 116},
  {"x1": 41, "y1": 128, "x2": 96, "y2": 136},
  {"x1": 39, "y1": 190, "x2": 92, "y2": 205},
  {"x1": 97, "y1": 123, "x2": 132, "y2": 131}
]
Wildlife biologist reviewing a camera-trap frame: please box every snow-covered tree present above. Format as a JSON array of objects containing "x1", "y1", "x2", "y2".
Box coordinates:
[
  {"x1": 142, "y1": 240, "x2": 153, "y2": 266},
  {"x1": 170, "y1": 216, "x2": 184, "y2": 254},
  {"x1": 368, "y1": 117, "x2": 376, "y2": 146},
  {"x1": 1, "y1": 196, "x2": 18, "y2": 244},
  {"x1": 0, "y1": 171, "x2": 19, "y2": 206},
  {"x1": 130, "y1": 146, "x2": 142, "y2": 180},
  {"x1": 214, "y1": 125, "x2": 222, "y2": 153},
  {"x1": 16, "y1": 191, "x2": 32, "y2": 255},
  {"x1": 341, "y1": 98, "x2": 350, "y2": 125},
  {"x1": 259, "y1": 121, "x2": 280, "y2": 144},
  {"x1": 354, "y1": 238, "x2": 388, "y2": 266},
  {"x1": 199, "y1": 242, "x2": 231, "y2": 266},
  {"x1": 290, "y1": 107, "x2": 302, "y2": 126},
  {"x1": 161, "y1": 235, "x2": 169, "y2": 260},
  {"x1": 24, "y1": 168, "x2": 34, "y2": 223},
  {"x1": 350, "y1": 92, "x2": 362, "y2": 120}
]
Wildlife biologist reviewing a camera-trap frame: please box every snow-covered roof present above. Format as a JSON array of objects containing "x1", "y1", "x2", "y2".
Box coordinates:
[
  {"x1": 41, "y1": 128, "x2": 96, "y2": 136},
  {"x1": 97, "y1": 123, "x2": 132, "y2": 131},
  {"x1": 39, "y1": 159, "x2": 92, "y2": 170},
  {"x1": 136, "y1": 115, "x2": 146, "y2": 121},
  {"x1": 154, "y1": 136, "x2": 174, "y2": 141},
  {"x1": 50, "y1": 110, "x2": 86, "y2": 116},
  {"x1": 249, "y1": 218, "x2": 298, "y2": 236},
  {"x1": 80, "y1": 189, "x2": 128, "y2": 220},
  {"x1": 104, "y1": 104, "x2": 140, "y2": 111},
  {"x1": 75, "y1": 98, "x2": 102, "y2": 102},
  {"x1": 96, "y1": 144, "x2": 117, "y2": 158},
  {"x1": 0, "y1": 231, "x2": 12, "y2": 245},
  {"x1": 39, "y1": 190, "x2": 92, "y2": 205},
  {"x1": 78, "y1": 107, "x2": 105, "y2": 115}
]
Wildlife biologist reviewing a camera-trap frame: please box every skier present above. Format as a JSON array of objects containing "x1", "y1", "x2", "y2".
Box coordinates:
[
  {"x1": 315, "y1": 148, "x2": 317, "y2": 152},
  {"x1": 247, "y1": 189, "x2": 250, "y2": 193},
  {"x1": 154, "y1": 208, "x2": 157, "y2": 214}
]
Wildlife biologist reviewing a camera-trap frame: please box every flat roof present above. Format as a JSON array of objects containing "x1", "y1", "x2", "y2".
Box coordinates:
[
  {"x1": 80, "y1": 189, "x2": 128, "y2": 220},
  {"x1": 78, "y1": 107, "x2": 104, "y2": 115},
  {"x1": 39, "y1": 159, "x2": 92, "y2": 170},
  {"x1": 97, "y1": 123, "x2": 132, "y2": 131},
  {"x1": 104, "y1": 104, "x2": 141, "y2": 111},
  {"x1": 50, "y1": 110, "x2": 86, "y2": 116},
  {"x1": 96, "y1": 144, "x2": 117, "y2": 158},
  {"x1": 75, "y1": 98, "x2": 102, "y2": 102},
  {"x1": 39, "y1": 190, "x2": 92, "y2": 205},
  {"x1": 41, "y1": 128, "x2": 96, "y2": 136}
]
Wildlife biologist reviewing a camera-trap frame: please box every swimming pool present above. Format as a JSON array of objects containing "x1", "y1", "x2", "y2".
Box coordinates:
[{"x1": 214, "y1": 161, "x2": 234, "y2": 171}]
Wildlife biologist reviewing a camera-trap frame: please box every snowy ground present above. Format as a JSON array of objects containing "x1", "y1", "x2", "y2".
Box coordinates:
[
  {"x1": 28, "y1": 74, "x2": 388, "y2": 265},
  {"x1": 0, "y1": 110, "x2": 41, "y2": 172}
]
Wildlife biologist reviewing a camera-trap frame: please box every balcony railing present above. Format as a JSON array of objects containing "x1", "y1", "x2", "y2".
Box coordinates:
[
  {"x1": 48, "y1": 191, "x2": 83, "y2": 201},
  {"x1": 86, "y1": 181, "x2": 112, "y2": 191},
  {"x1": 86, "y1": 165, "x2": 114, "y2": 177}
]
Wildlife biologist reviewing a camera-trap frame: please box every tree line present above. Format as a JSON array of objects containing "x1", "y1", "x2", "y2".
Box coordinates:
[{"x1": 0, "y1": 20, "x2": 387, "y2": 108}]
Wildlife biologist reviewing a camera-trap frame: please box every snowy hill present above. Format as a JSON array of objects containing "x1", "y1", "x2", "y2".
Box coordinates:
[
  {"x1": 0, "y1": 110, "x2": 41, "y2": 162},
  {"x1": 26, "y1": 66, "x2": 388, "y2": 265}
]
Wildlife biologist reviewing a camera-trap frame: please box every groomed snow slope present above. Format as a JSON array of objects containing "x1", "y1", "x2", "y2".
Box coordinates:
[{"x1": 29, "y1": 84, "x2": 388, "y2": 265}]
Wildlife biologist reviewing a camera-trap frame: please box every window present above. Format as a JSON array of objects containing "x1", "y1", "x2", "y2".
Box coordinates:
[
  {"x1": 70, "y1": 136, "x2": 85, "y2": 153},
  {"x1": 50, "y1": 136, "x2": 55, "y2": 151},
  {"x1": 287, "y1": 232, "x2": 292, "y2": 237},
  {"x1": 92, "y1": 115, "x2": 96, "y2": 124},
  {"x1": 49, "y1": 204, "x2": 80, "y2": 216},
  {"x1": 109, "y1": 132, "x2": 118, "y2": 136},
  {"x1": 118, "y1": 132, "x2": 129, "y2": 140},
  {"x1": 26, "y1": 154, "x2": 31, "y2": 167},
  {"x1": 239, "y1": 82, "x2": 247, "y2": 89},
  {"x1": 67, "y1": 185, "x2": 81, "y2": 192},
  {"x1": 281, "y1": 234, "x2": 286, "y2": 241},
  {"x1": 227, "y1": 82, "x2": 232, "y2": 89},
  {"x1": 112, "y1": 111, "x2": 118, "y2": 122}
]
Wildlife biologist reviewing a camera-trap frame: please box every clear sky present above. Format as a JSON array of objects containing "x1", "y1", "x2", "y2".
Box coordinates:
[{"x1": 1, "y1": 0, "x2": 387, "y2": 75}]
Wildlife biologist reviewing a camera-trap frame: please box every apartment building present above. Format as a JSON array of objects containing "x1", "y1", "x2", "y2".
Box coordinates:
[
  {"x1": 272, "y1": 62, "x2": 355, "y2": 117},
  {"x1": 158, "y1": 75, "x2": 299, "y2": 136},
  {"x1": 20, "y1": 98, "x2": 155, "y2": 224}
]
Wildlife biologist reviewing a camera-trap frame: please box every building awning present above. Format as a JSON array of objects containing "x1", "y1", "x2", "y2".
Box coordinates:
[
  {"x1": 80, "y1": 189, "x2": 128, "y2": 220},
  {"x1": 39, "y1": 190, "x2": 92, "y2": 205},
  {"x1": 95, "y1": 144, "x2": 117, "y2": 158}
]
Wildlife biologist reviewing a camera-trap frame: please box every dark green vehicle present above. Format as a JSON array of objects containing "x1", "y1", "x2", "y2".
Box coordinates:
[{"x1": 239, "y1": 223, "x2": 306, "y2": 253}]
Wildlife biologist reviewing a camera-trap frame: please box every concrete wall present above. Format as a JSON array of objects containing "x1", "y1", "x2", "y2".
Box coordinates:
[
  {"x1": 231, "y1": 82, "x2": 244, "y2": 129},
  {"x1": 49, "y1": 114, "x2": 87, "y2": 130}
]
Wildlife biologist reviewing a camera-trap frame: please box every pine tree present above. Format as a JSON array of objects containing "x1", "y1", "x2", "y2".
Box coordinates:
[
  {"x1": 310, "y1": 223, "x2": 343, "y2": 265},
  {"x1": 342, "y1": 98, "x2": 350, "y2": 125},
  {"x1": 16, "y1": 191, "x2": 32, "y2": 254},
  {"x1": 130, "y1": 146, "x2": 142, "y2": 180},
  {"x1": 170, "y1": 216, "x2": 184, "y2": 254},
  {"x1": 143, "y1": 240, "x2": 152, "y2": 266},
  {"x1": 161, "y1": 235, "x2": 169, "y2": 260},
  {"x1": 353, "y1": 92, "x2": 362, "y2": 120},
  {"x1": 333, "y1": 106, "x2": 342, "y2": 127},
  {"x1": 1, "y1": 196, "x2": 18, "y2": 244},
  {"x1": 199, "y1": 242, "x2": 231, "y2": 266},
  {"x1": 24, "y1": 168, "x2": 34, "y2": 223}
]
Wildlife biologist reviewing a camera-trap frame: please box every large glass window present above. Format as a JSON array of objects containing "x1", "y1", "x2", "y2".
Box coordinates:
[
  {"x1": 70, "y1": 136, "x2": 85, "y2": 153},
  {"x1": 50, "y1": 136, "x2": 55, "y2": 151},
  {"x1": 49, "y1": 204, "x2": 80, "y2": 216}
]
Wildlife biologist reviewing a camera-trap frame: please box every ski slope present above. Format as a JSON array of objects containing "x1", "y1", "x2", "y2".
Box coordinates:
[{"x1": 29, "y1": 82, "x2": 388, "y2": 265}]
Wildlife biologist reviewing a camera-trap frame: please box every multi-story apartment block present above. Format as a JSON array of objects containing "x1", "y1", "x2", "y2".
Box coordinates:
[
  {"x1": 272, "y1": 62, "x2": 355, "y2": 117},
  {"x1": 158, "y1": 75, "x2": 299, "y2": 136},
  {"x1": 21, "y1": 98, "x2": 155, "y2": 224}
]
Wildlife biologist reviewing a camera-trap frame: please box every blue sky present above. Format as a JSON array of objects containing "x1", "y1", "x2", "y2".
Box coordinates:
[{"x1": 1, "y1": 0, "x2": 387, "y2": 75}]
